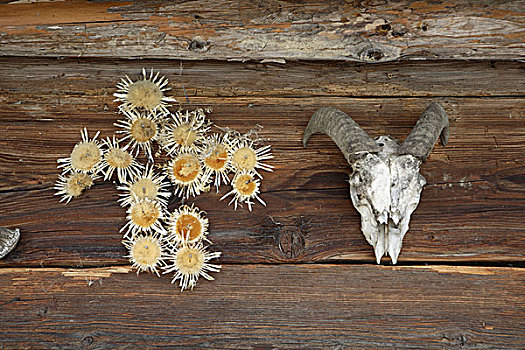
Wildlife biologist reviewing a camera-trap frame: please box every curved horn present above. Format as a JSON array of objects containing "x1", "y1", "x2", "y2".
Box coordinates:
[
  {"x1": 303, "y1": 107, "x2": 379, "y2": 162},
  {"x1": 398, "y1": 102, "x2": 449, "y2": 162}
]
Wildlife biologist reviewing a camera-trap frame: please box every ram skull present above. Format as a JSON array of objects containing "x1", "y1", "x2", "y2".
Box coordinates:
[
  {"x1": 0, "y1": 226, "x2": 20, "y2": 260},
  {"x1": 303, "y1": 102, "x2": 449, "y2": 264}
]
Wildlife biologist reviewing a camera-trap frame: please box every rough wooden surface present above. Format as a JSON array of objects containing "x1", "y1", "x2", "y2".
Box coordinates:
[
  {"x1": 1, "y1": 265, "x2": 524, "y2": 349},
  {"x1": 0, "y1": 88, "x2": 523, "y2": 266},
  {"x1": 0, "y1": 0, "x2": 524, "y2": 61},
  {"x1": 1, "y1": 58, "x2": 524, "y2": 98},
  {"x1": 1, "y1": 2, "x2": 524, "y2": 348}
]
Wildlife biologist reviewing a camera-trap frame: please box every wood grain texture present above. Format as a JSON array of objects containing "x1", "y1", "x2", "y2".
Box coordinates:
[
  {"x1": 0, "y1": 0, "x2": 524, "y2": 61},
  {"x1": 1, "y1": 58, "x2": 524, "y2": 98},
  {"x1": 1, "y1": 3, "x2": 524, "y2": 348},
  {"x1": 0, "y1": 265, "x2": 523, "y2": 349},
  {"x1": 0, "y1": 92, "x2": 523, "y2": 265}
]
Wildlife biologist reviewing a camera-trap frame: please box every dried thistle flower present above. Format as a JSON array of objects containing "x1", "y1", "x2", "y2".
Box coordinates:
[
  {"x1": 100, "y1": 136, "x2": 143, "y2": 183},
  {"x1": 162, "y1": 109, "x2": 210, "y2": 155},
  {"x1": 229, "y1": 138, "x2": 274, "y2": 178},
  {"x1": 114, "y1": 110, "x2": 161, "y2": 161},
  {"x1": 163, "y1": 241, "x2": 221, "y2": 291},
  {"x1": 122, "y1": 233, "x2": 167, "y2": 276},
  {"x1": 165, "y1": 150, "x2": 207, "y2": 199},
  {"x1": 55, "y1": 70, "x2": 282, "y2": 291},
  {"x1": 121, "y1": 198, "x2": 166, "y2": 238},
  {"x1": 54, "y1": 171, "x2": 98, "y2": 203},
  {"x1": 57, "y1": 128, "x2": 102, "y2": 174},
  {"x1": 167, "y1": 204, "x2": 209, "y2": 245},
  {"x1": 117, "y1": 164, "x2": 171, "y2": 209},
  {"x1": 221, "y1": 170, "x2": 265, "y2": 211},
  {"x1": 114, "y1": 68, "x2": 176, "y2": 114},
  {"x1": 200, "y1": 133, "x2": 232, "y2": 191}
]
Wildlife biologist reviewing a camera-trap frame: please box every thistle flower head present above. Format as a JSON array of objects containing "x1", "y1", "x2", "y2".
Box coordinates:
[
  {"x1": 57, "y1": 128, "x2": 102, "y2": 174},
  {"x1": 166, "y1": 150, "x2": 206, "y2": 199},
  {"x1": 162, "y1": 109, "x2": 210, "y2": 155},
  {"x1": 117, "y1": 164, "x2": 171, "y2": 209},
  {"x1": 163, "y1": 241, "x2": 221, "y2": 291},
  {"x1": 220, "y1": 170, "x2": 265, "y2": 211},
  {"x1": 54, "y1": 171, "x2": 98, "y2": 203},
  {"x1": 100, "y1": 136, "x2": 143, "y2": 183},
  {"x1": 168, "y1": 204, "x2": 209, "y2": 245},
  {"x1": 229, "y1": 138, "x2": 274, "y2": 178},
  {"x1": 114, "y1": 68, "x2": 176, "y2": 114},
  {"x1": 120, "y1": 198, "x2": 166, "y2": 238},
  {"x1": 114, "y1": 110, "x2": 162, "y2": 161},
  {"x1": 123, "y1": 233, "x2": 167, "y2": 276},
  {"x1": 200, "y1": 133, "x2": 232, "y2": 191}
]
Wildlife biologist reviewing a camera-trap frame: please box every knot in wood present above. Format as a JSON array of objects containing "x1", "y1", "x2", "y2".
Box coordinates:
[
  {"x1": 375, "y1": 23, "x2": 392, "y2": 36},
  {"x1": 189, "y1": 39, "x2": 210, "y2": 52},
  {"x1": 355, "y1": 41, "x2": 400, "y2": 63},
  {"x1": 81, "y1": 336, "x2": 94, "y2": 348},
  {"x1": 362, "y1": 48, "x2": 385, "y2": 61},
  {"x1": 277, "y1": 227, "x2": 305, "y2": 259},
  {"x1": 442, "y1": 333, "x2": 468, "y2": 347}
]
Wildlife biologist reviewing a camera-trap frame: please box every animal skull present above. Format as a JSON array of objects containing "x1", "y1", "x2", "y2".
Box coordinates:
[
  {"x1": 303, "y1": 102, "x2": 449, "y2": 264},
  {"x1": 0, "y1": 226, "x2": 20, "y2": 260}
]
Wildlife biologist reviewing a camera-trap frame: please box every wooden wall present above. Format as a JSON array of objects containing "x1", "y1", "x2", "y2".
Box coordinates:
[{"x1": 0, "y1": 1, "x2": 524, "y2": 349}]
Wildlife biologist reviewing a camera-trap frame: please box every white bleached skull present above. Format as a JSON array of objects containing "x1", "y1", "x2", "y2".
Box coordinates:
[
  {"x1": 303, "y1": 103, "x2": 449, "y2": 264},
  {"x1": 0, "y1": 226, "x2": 20, "y2": 260}
]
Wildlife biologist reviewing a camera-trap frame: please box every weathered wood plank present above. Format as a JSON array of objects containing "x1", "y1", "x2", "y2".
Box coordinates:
[
  {"x1": 0, "y1": 96, "x2": 522, "y2": 190},
  {"x1": 0, "y1": 265, "x2": 523, "y2": 349},
  {"x1": 1, "y1": 58, "x2": 524, "y2": 98},
  {"x1": 0, "y1": 0, "x2": 524, "y2": 61},
  {"x1": 0, "y1": 95, "x2": 523, "y2": 265},
  {"x1": 0, "y1": 172, "x2": 523, "y2": 266}
]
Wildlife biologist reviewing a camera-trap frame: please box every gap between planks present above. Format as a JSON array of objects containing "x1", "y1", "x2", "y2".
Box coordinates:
[{"x1": 0, "y1": 264, "x2": 523, "y2": 276}]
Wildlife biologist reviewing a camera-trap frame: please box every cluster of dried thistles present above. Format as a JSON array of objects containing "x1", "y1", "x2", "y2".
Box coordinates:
[{"x1": 54, "y1": 68, "x2": 274, "y2": 290}]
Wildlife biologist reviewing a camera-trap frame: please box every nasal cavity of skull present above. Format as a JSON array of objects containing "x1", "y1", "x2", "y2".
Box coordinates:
[{"x1": 376, "y1": 136, "x2": 387, "y2": 147}]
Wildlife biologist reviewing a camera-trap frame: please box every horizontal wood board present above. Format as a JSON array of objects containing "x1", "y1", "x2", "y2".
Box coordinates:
[
  {"x1": 0, "y1": 265, "x2": 524, "y2": 349},
  {"x1": 0, "y1": 60, "x2": 523, "y2": 265},
  {"x1": 1, "y1": 58, "x2": 524, "y2": 98},
  {"x1": 0, "y1": 0, "x2": 524, "y2": 61}
]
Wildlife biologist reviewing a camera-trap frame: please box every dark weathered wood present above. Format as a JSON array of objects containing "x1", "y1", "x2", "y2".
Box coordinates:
[
  {"x1": 1, "y1": 58, "x2": 524, "y2": 98},
  {"x1": 0, "y1": 170, "x2": 523, "y2": 266},
  {"x1": 0, "y1": 79, "x2": 523, "y2": 265},
  {"x1": 0, "y1": 0, "x2": 524, "y2": 61},
  {"x1": 1, "y1": 2, "x2": 523, "y2": 348},
  {"x1": 0, "y1": 265, "x2": 523, "y2": 349},
  {"x1": 0, "y1": 93, "x2": 523, "y2": 190}
]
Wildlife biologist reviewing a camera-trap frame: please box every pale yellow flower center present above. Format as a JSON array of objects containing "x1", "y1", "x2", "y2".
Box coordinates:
[
  {"x1": 176, "y1": 246, "x2": 204, "y2": 275},
  {"x1": 232, "y1": 147, "x2": 256, "y2": 171},
  {"x1": 130, "y1": 178, "x2": 158, "y2": 202},
  {"x1": 127, "y1": 80, "x2": 163, "y2": 110},
  {"x1": 70, "y1": 142, "x2": 101, "y2": 171},
  {"x1": 65, "y1": 172, "x2": 94, "y2": 197},
  {"x1": 130, "y1": 201, "x2": 160, "y2": 228},
  {"x1": 105, "y1": 147, "x2": 132, "y2": 169},
  {"x1": 131, "y1": 236, "x2": 161, "y2": 267},
  {"x1": 130, "y1": 117, "x2": 157, "y2": 143},
  {"x1": 172, "y1": 123, "x2": 197, "y2": 147}
]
